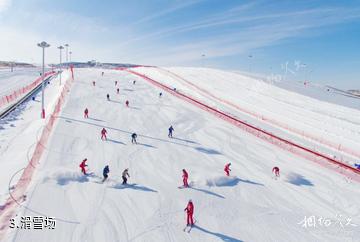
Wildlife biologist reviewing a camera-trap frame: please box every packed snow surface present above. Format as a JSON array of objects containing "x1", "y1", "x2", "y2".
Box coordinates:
[{"x1": 2, "y1": 68, "x2": 359, "y2": 242}]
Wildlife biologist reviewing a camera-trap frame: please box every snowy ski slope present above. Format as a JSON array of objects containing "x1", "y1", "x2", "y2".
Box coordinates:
[
  {"x1": 0, "y1": 68, "x2": 42, "y2": 97},
  {"x1": 135, "y1": 67, "x2": 360, "y2": 166},
  {"x1": 3, "y1": 68, "x2": 360, "y2": 242}
]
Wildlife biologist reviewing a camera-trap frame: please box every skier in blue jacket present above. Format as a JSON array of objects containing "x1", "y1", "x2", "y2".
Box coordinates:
[
  {"x1": 168, "y1": 126, "x2": 174, "y2": 138},
  {"x1": 102, "y1": 165, "x2": 110, "y2": 182}
]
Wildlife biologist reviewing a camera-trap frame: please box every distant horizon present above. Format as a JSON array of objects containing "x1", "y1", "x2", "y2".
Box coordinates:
[{"x1": 1, "y1": 58, "x2": 358, "y2": 91}]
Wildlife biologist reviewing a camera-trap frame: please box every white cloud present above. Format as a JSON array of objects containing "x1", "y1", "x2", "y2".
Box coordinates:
[{"x1": 0, "y1": 0, "x2": 11, "y2": 13}]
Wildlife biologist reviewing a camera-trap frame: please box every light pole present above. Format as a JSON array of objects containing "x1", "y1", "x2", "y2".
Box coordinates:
[
  {"x1": 37, "y1": 41, "x2": 50, "y2": 119},
  {"x1": 64, "y1": 44, "x2": 69, "y2": 63},
  {"x1": 69, "y1": 51, "x2": 72, "y2": 62},
  {"x1": 57, "y1": 45, "x2": 64, "y2": 85}
]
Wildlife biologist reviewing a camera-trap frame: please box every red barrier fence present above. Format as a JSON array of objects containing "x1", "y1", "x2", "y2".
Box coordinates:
[
  {"x1": 157, "y1": 68, "x2": 360, "y2": 159},
  {"x1": 123, "y1": 69, "x2": 360, "y2": 182},
  {"x1": 0, "y1": 71, "x2": 56, "y2": 109},
  {"x1": 0, "y1": 71, "x2": 73, "y2": 240}
]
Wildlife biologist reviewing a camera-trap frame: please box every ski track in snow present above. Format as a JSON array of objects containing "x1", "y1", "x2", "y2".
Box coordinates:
[{"x1": 3, "y1": 68, "x2": 360, "y2": 242}]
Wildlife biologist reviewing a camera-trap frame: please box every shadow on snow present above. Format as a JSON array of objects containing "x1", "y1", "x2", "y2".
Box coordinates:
[
  {"x1": 195, "y1": 147, "x2": 222, "y2": 155},
  {"x1": 111, "y1": 183, "x2": 157, "y2": 193},
  {"x1": 286, "y1": 172, "x2": 313, "y2": 186},
  {"x1": 193, "y1": 225, "x2": 243, "y2": 242},
  {"x1": 190, "y1": 187, "x2": 225, "y2": 199}
]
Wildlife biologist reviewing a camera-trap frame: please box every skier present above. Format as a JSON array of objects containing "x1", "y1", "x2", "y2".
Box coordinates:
[
  {"x1": 224, "y1": 163, "x2": 231, "y2": 176},
  {"x1": 107, "y1": 94, "x2": 110, "y2": 101},
  {"x1": 92, "y1": 81, "x2": 96, "y2": 86},
  {"x1": 131, "y1": 133, "x2": 137, "y2": 144},
  {"x1": 159, "y1": 92, "x2": 162, "y2": 98},
  {"x1": 133, "y1": 80, "x2": 136, "y2": 85},
  {"x1": 168, "y1": 125, "x2": 174, "y2": 138},
  {"x1": 79, "y1": 158, "x2": 88, "y2": 175},
  {"x1": 182, "y1": 169, "x2": 189, "y2": 187},
  {"x1": 184, "y1": 200, "x2": 194, "y2": 226},
  {"x1": 125, "y1": 100, "x2": 129, "y2": 107},
  {"x1": 115, "y1": 81, "x2": 118, "y2": 86},
  {"x1": 122, "y1": 168, "x2": 130, "y2": 185},
  {"x1": 101, "y1": 128, "x2": 107, "y2": 140},
  {"x1": 101, "y1": 71, "x2": 104, "y2": 76},
  {"x1": 84, "y1": 108, "x2": 89, "y2": 118},
  {"x1": 117, "y1": 88, "x2": 120, "y2": 94},
  {"x1": 272, "y1": 166, "x2": 280, "y2": 177},
  {"x1": 102, "y1": 165, "x2": 110, "y2": 182},
  {"x1": 354, "y1": 163, "x2": 360, "y2": 170}
]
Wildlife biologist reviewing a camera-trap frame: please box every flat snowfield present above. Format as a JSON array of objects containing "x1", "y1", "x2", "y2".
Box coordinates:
[
  {"x1": 7, "y1": 68, "x2": 360, "y2": 242},
  {"x1": 0, "y1": 68, "x2": 42, "y2": 97}
]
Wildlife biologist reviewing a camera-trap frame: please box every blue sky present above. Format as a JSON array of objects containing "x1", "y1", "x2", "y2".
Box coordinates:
[{"x1": 0, "y1": 0, "x2": 359, "y2": 89}]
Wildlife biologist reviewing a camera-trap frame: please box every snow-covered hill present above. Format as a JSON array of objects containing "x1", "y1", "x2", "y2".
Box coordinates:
[{"x1": 1, "y1": 67, "x2": 359, "y2": 242}]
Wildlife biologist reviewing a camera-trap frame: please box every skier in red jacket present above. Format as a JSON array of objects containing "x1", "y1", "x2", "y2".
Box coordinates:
[
  {"x1": 101, "y1": 128, "x2": 107, "y2": 140},
  {"x1": 272, "y1": 166, "x2": 280, "y2": 177},
  {"x1": 79, "y1": 158, "x2": 88, "y2": 175},
  {"x1": 182, "y1": 169, "x2": 189, "y2": 187},
  {"x1": 184, "y1": 200, "x2": 194, "y2": 226},
  {"x1": 224, "y1": 163, "x2": 231, "y2": 176},
  {"x1": 84, "y1": 108, "x2": 89, "y2": 118}
]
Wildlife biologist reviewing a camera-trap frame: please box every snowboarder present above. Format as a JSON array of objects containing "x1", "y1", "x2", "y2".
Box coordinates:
[
  {"x1": 125, "y1": 100, "x2": 129, "y2": 107},
  {"x1": 84, "y1": 108, "x2": 89, "y2": 118},
  {"x1": 107, "y1": 94, "x2": 110, "y2": 101},
  {"x1": 133, "y1": 80, "x2": 136, "y2": 85},
  {"x1": 79, "y1": 158, "x2": 88, "y2": 175},
  {"x1": 101, "y1": 128, "x2": 107, "y2": 140},
  {"x1": 122, "y1": 168, "x2": 130, "y2": 184},
  {"x1": 184, "y1": 200, "x2": 194, "y2": 226},
  {"x1": 92, "y1": 81, "x2": 96, "y2": 86},
  {"x1": 168, "y1": 126, "x2": 174, "y2": 138},
  {"x1": 224, "y1": 163, "x2": 231, "y2": 176},
  {"x1": 159, "y1": 92, "x2": 162, "y2": 98},
  {"x1": 182, "y1": 169, "x2": 189, "y2": 187},
  {"x1": 117, "y1": 88, "x2": 120, "y2": 94},
  {"x1": 131, "y1": 133, "x2": 137, "y2": 144},
  {"x1": 102, "y1": 165, "x2": 110, "y2": 182},
  {"x1": 272, "y1": 166, "x2": 280, "y2": 177}
]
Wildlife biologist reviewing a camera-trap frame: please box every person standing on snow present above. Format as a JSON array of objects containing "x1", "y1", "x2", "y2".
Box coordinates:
[
  {"x1": 133, "y1": 80, "x2": 136, "y2": 85},
  {"x1": 125, "y1": 100, "x2": 129, "y2": 107},
  {"x1": 159, "y1": 92, "x2": 162, "y2": 98},
  {"x1": 79, "y1": 158, "x2": 88, "y2": 175},
  {"x1": 182, "y1": 169, "x2": 189, "y2": 187},
  {"x1": 115, "y1": 81, "x2": 118, "y2": 86},
  {"x1": 122, "y1": 168, "x2": 130, "y2": 185},
  {"x1": 184, "y1": 200, "x2": 194, "y2": 226},
  {"x1": 117, "y1": 88, "x2": 120, "y2": 94},
  {"x1": 224, "y1": 163, "x2": 231, "y2": 176},
  {"x1": 92, "y1": 81, "x2": 96, "y2": 86},
  {"x1": 107, "y1": 94, "x2": 110, "y2": 101},
  {"x1": 84, "y1": 108, "x2": 89, "y2": 118},
  {"x1": 102, "y1": 165, "x2": 110, "y2": 182},
  {"x1": 272, "y1": 166, "x2": 280, "y2": 177},
  {"x1": 131, "y1": 133, "x2": 137, "y2": 144},
  {"x1": 101, "y1": 128, "x2": 107, "y2": 140},
  {"x1": 168, "y1": 125, "x2": 174, "y2": 138},
  {"x1": 354, "y1": 163, "x2": 360, "y2": 170}
]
